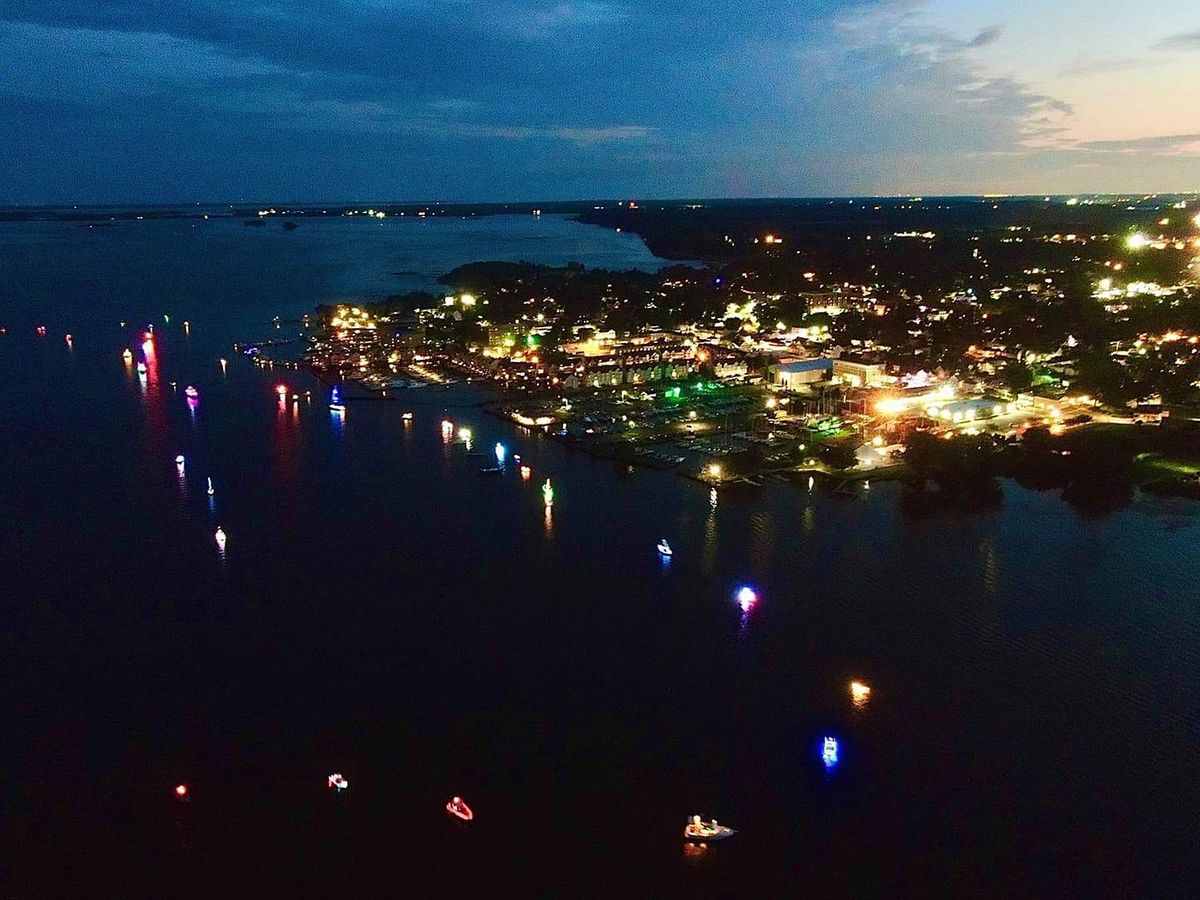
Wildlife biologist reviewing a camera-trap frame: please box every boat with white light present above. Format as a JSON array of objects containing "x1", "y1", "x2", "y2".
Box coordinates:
[
  {"x1": 184, "y1": 385, "x2": 199, "y2": 399},
  {"x1": 684, "y1": 816, "x2": 735, "y2": 841},
  {"x1": 656, "y1": 539, "x2": 673, "y2": 557},
  {"x1": 207, "y1": 477, "x2": 215, "y2": 496},
  {"x1": 329, "y1": 385, "x2": 346, "y2": 411},
  {"x1": 328, "y1": 773, "x2": 349, "y2": 792}
]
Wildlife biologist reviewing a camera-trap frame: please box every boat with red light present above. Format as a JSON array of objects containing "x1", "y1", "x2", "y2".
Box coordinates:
[{"x1": 446, "y1": 796, "x2": 474, "y2": 822}]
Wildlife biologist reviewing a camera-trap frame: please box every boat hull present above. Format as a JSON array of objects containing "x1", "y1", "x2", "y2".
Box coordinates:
[{"x1": 684, "y1": 826, "x2": 736, "y2": 842}]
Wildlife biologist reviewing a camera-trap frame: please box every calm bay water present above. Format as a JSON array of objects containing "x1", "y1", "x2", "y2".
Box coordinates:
[{"x1": 1, "y1": 215, "x2": 1198, "y2": 897}]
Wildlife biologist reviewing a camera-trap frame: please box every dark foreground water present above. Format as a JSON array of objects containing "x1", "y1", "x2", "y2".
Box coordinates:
[{"x1": 1, "y1": 217, "x2": 1198, "y2": 898}]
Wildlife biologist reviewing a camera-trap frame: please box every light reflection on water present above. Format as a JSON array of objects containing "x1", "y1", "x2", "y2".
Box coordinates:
[{"x1": 1, "y1": 217, "x2": 1198, "y2": 894}]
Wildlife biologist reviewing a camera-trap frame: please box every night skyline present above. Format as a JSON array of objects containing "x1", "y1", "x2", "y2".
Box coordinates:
[{"x1": 2, "y1": 0, "x2": 1198, "y2": 204}]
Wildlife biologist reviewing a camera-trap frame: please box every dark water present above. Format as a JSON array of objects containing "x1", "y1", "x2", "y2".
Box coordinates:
[{"x1": 1, "y1": 217, "x2": 1198, "y2": 898}]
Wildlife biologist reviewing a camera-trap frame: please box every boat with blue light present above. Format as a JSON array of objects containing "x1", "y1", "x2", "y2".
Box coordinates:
[
  {"x1": 329, "y1": 385, "x2": 346, "y2": 411},
  {"x1": 657, "y1": 539, "x2": 673, "y2": 557}
]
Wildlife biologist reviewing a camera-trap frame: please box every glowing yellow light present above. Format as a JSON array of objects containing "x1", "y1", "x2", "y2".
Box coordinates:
[
  {"x1": 871, "y1": 435, "x2": 884, "y2": 447},
  {"x1": 707, "y1": 463, "x2": 722, "y2": 478},
  {"x1": 460, "y1": 294, "x2": 476, "y2": 307},
  {"x1": 850, "y1": 681, "x2": 871, "y2": 706},
  {"x1": 766, "y1": 397, "x2": 777, "y2": 409},
  {"x1": 1126, "y1": 233, "x2": 1149, "y2": 250}
]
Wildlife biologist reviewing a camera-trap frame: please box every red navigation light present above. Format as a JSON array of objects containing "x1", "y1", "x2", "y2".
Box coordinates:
[
  {"x1": 276, "y1": 384, "x2": 288, "y2": 396},
  {"x1": 174, "y1": 783, "x2": 189, "y2": 799}
]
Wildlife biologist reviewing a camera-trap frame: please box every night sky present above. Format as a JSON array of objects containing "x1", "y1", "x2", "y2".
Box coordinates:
[{"x1": 1, "y1": 0, "x2": 1198, "y2": 202}]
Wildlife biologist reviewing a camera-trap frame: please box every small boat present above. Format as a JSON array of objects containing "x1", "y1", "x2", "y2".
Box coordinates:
[
  {"x1": 656, "y1": 539, "x2": 673, "y2": 557},
  {"x1": 184, "y1": 385, "x2": 199, "y2": 399},
  {"x1": 446, "y1": 796, "x2": 474, "y2": 822},
  {"x1": 402, "y1": 411, "x2": 414, "y2": 421},
  {"x1": 214, "y1": 527, "x2": 227, "y2": 550},
  {"x1": 684, "y1": 816, "x2": 735, "y2": 841},
  {"x1": 137, "y1": 362, "x2": 147, "y2": 374},
  {"x1": 822, "y1": 736, "x2": 839, "y2": 767},
  {"x1": 479, "y1": 466, "x2": 503, "y2": 475},
  {"x1": 122, "y1": 348, "x2": 133, "y2": 364},
  {"x1": 206, "y1": 477, "x2": 215, "y2": 496},
  {"x1": 329, "y1": 385, "x2": 346, "y2": 411},
  {"x1": 327, "y1": 773, "x2": 349, "y2": 792}
]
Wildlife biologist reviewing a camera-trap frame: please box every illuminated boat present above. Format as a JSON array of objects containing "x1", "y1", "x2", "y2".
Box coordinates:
[
  {"x1": 822, "y1": 736, "x2": 839, "y2": 767},
  {"x1": 446, "y1": 796, "x2": 474, "y2": 822},
  {"x1": 214, "y1": 527, "x2": 227, "y2": 550},
  {"x1": 137, "y1": 362, "x2": 147, "y2": 374},
  {"x1": 184, "y1": 385, "x2": 199, "y2": 399},
  {"x1": 684, "y1": 816, "x2": 735, "y2": 842},
  {"x1": 206, "y1": 477, "x2": 215, "y2": 496},
  {"x1": 327, "y1": 773, "x2": 349, "y2": 792},
  {"x1": 329, "y1": 385, "x2": 346, "y2": 411},
  {"x1": 656, "y1": 539, "x2": 673, "y2": 557},
  {"x1": 479, "y1": 466, "x2": 503, "y2": 475},
  {"x1": 122, "y1": 348, "x2": 133, "y2": 364},
  {"x1": 402, "y1": 411, "x2": 414, "y2": 421}
]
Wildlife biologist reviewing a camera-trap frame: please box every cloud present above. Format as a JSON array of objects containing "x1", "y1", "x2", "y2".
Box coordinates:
[
  {"x1": 1072, "y1": 133, "x2": 1200, "y2": 156},
  {"x1": 1153, "y1": 29, "x2": 1200, "y2": 51},
  {"x1": 966, "y1": 24, "x2": 1003, "y2": 48}
]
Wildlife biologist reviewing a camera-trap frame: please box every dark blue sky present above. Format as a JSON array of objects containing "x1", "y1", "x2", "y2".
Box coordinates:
[{"x1": 1, "y1": 0, "x2": 1197, "y2": 202}]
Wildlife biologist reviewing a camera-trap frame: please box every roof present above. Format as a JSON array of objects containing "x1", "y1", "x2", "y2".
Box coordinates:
[{"x1": 775, "y1": 357, "x2": 832, "y2": 373}]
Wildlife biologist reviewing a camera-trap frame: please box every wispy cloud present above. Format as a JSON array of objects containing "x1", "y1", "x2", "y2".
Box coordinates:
[
  {"x1": 1073, "y1": 133, "x2": 1200, "y2": 156},
  {"x1": 966, "y1": 24, "x2": 1003, "y2": 48},
  {"x1": 1153, "y1": 29, "x2": 1200, "y2": 51}
]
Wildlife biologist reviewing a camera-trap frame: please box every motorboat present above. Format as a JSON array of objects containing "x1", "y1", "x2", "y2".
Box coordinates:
[
  {"x1": 684, "y1": 816, "x2": 735, "y2": 841},
  {"x1": 122, "y1": 348, "x2": 133, "y2": 364},
  {"x1": 446, "y1": 796, "x2": 474, "y2": 822},
  {"x1": 327, "y1": 773, "x2": 349, "y2": 792},
  {"x1": 329, "y1": 386, "x2": 346, "y2": 411},
  {"x1": 206, "y1": 477, "x2": 215, "y2": 496},
  {"x1": 479, "y1": 466, "x2": 502, "y2": 475},
  {"x1": 822, "y1": 736, "x2": 839, "y2": 767},
  {"x1": 137, "y1": 362, "x2": 147, "y2": 374},
  {"x1": 214, "y1": 527, "x2": 227, "y2": 550},
  {"x1": 184, "y1": 385, "x2": 199, "y2": 399},
  {"x1": 402, "y1": 412, "x2": 414, "y2": 421},
  {"x1": 656, "y1": 539, "x2": 673, "y2": 557}
]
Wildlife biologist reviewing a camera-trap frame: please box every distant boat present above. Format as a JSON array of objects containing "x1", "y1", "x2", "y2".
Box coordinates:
[
  {"x1": 684, "y1": 816, "x2": 735, "y2": 842},
  {"x1": 822, "y1": 736, "x2": 839, "y2": 767},
  {"x1": 402, "y1": 412, "x2": 414, "y2": 421},
  {"x1": 327, "y1": 773, "x2": 348, "y2": 792},
  {"x1": 446, "y1": 796, "x2": 474, "y2": 822},
  {"x1": 214, "y1": 527, "x2": 227, "y2": 550},
  {"x1": 137, "y1": 362, "x2": 147, "y2": 374},
  {"x1": 657, "y1": 539, "x2": 673, "y2": 557},
  {"x1": 184, "y1": 385, "x2": 199, "y2": 399},
  {"x1": 329, "y1": 385, "x2": 346, "y2": 411},
  {"x1": 122, "y1": 348, "x2": 133, "y2": 364},
  {"x1": 478, "y1": 466, "x2": 502, "y2": 475},
  {"x1": 206, "y1": 477, "x2": 215, "y2": 496}
]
